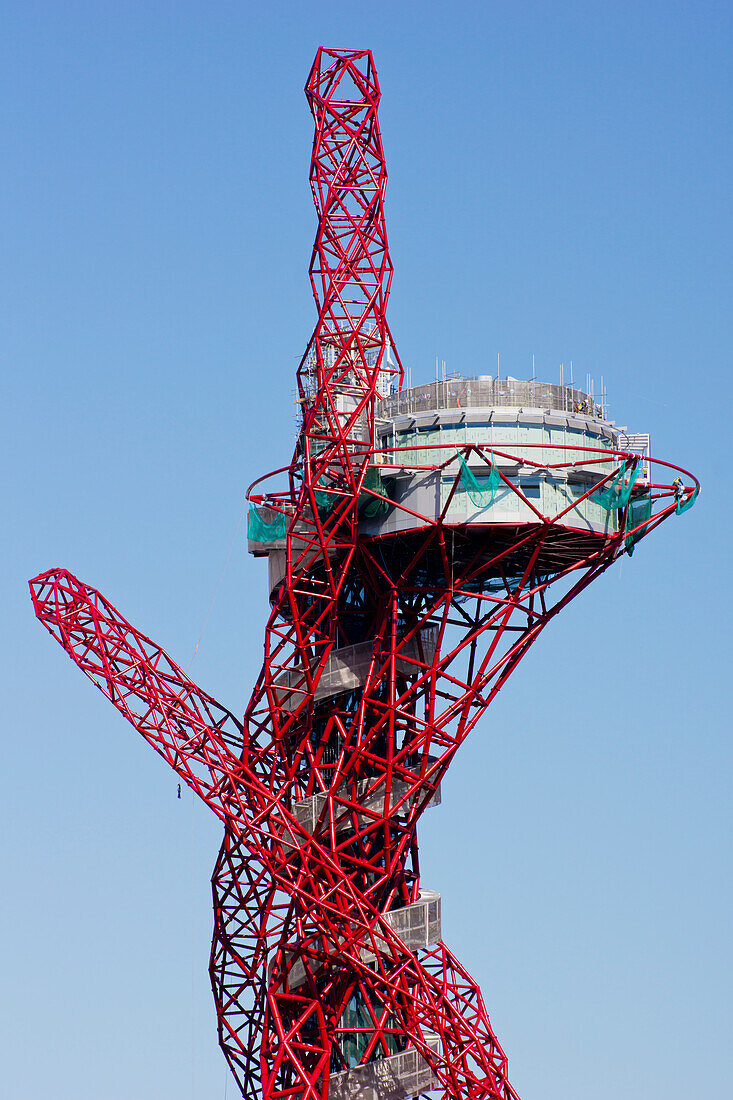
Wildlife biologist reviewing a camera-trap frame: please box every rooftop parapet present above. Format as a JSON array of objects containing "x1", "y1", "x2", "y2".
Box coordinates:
[{"x1": 377, "y1": 376, "x2": 606, "y2": 420}]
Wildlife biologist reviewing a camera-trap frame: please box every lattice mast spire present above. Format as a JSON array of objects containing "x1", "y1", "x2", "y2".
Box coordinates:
[{"x1": 296, "y1": 48, "x2": 401, "y2": 502}]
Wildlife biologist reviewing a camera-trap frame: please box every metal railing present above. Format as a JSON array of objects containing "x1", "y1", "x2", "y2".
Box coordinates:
[
  {"x1": 377, "y1": 377, "x2": 605, "y2": 420},
  {"x1": 329, "y1": 1036, "x2": 441, "y2": 1100}
]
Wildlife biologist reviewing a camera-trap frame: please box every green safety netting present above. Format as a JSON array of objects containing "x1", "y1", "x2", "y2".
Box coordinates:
[
  {"x1": 625, "y1": 495, "x2": 653, "y2": 556},
  {"x1": 309, "y1": 469, "x2": 391, "y2": 518},
  {"x1": 592, "y1": 463, "x2": 624, "y2": 509},
  {"x1": 593, "y1": 460, "x2": 641, "y2": 511},
  {"x1": 457, "y1": 451, "x2": 501, "y2": 508},
  {"x1": 247, "y1": 505, "x2": 288, "y2": 543},
  {"x1": 358, "y1": 466, "x2": 390, "y2": 518},
  {"x1": 291, "y1": 463, "x2": 334, "y2": 515},
  {"x1": 618, "y1": 463, "x2": 642, "y2": 509},
  {"x1": 314, "y1": 488, "x2": 335, "y2": 513},
  {"x1": 676, "y1": 486, "x2": 699, "y2": 516}
]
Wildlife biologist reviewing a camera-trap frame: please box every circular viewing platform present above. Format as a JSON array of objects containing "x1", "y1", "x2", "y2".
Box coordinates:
[
  {"x1": 246, "y1": 375, "x2": 696, "y2": 592},
  {"x1": 365, "y1": 376, "x2": 648, "y2": 540}
]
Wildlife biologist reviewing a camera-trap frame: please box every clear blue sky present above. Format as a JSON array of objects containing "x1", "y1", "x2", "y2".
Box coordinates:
[{"x1": 2, "y1": 3, "x2": 730, "y2": 1098}]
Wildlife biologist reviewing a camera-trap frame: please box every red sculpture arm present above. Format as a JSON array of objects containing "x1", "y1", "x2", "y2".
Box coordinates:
[{"x1": 29, "y1": 567, "x2": 245, "y2": 823}]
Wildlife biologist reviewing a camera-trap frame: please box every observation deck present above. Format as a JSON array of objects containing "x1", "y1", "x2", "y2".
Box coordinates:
[
  {"x1": 248, "y1": 374, "x2": 652, "y2": 591},
  {"x1": 367, "y1": 375, "x2": 649, "y2": 540}
]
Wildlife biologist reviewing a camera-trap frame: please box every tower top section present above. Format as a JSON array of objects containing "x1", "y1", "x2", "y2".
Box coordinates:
[
  {"x1": 306, "y1": 47, "x2": 379, "y2": 105},
  {"x1": 297, "y1": 46, "x2": 401, "y2": 490}
]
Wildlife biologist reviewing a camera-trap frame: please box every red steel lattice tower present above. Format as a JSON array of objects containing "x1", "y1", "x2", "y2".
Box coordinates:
[{"x1": 30, "y1": 47, "x2": 698, "y2": 1100}]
